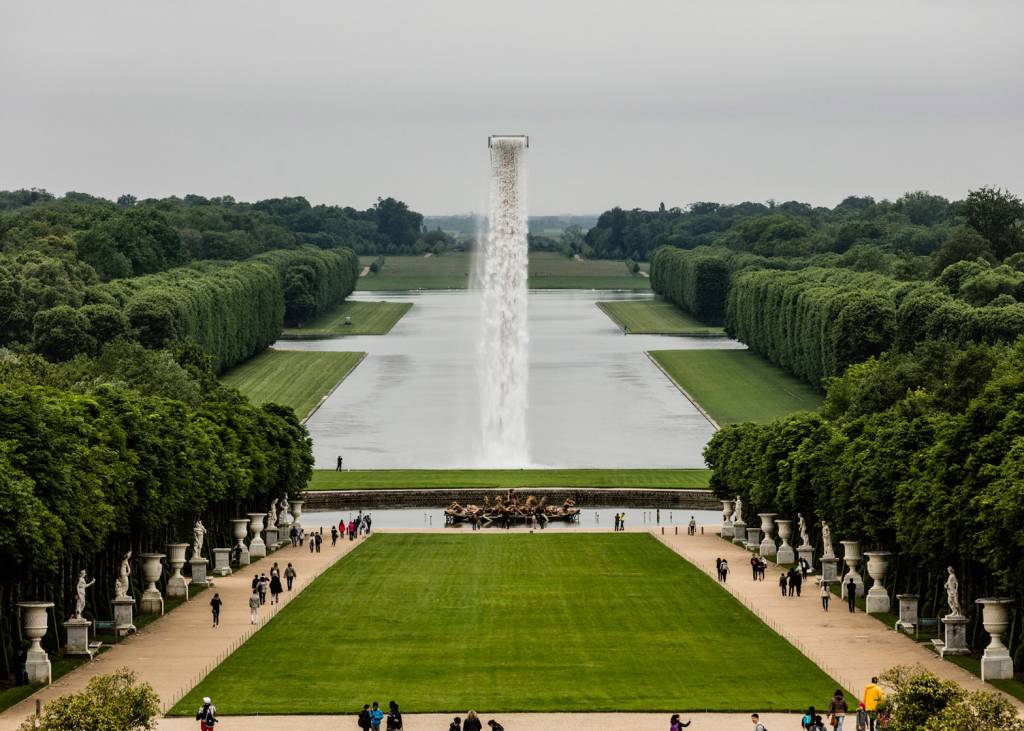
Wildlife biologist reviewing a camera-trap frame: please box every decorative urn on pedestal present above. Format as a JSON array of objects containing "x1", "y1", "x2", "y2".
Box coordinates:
[
  {"x1": 247, "y1": 512, "x2": 267, "y2": 559},
  {"x1": 139, "y1": 553, "x2": 165, "y2": 615},
  {"x1": 839, "y1": 540, "x2": 864, "y2": 598},
  {"x1": 231, "y1": 518, "x2": 251, "y2": 567},
  {"x1": 757, "y1": 513, "x2": 778, "y2": 559},
  {"x1": 165, "y1": 543, "x2": 190, "y2": 598},
  {"x1": 863, "y1": 551, "x2": 891, "y2": 614},
  {"x1": 775, "y1": 519, "x2": 795, "y2": 564},
  {"x1": 976, "y1": 598, "x2": 1014, "y2": 680},
  {"x1": 18, "y1": 601, "x2": 54, "y2": 684}
]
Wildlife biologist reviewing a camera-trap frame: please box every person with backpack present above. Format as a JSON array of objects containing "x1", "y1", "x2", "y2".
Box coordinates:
[
  {"x1": 358, "y1": 703, "x2": 372, "y2": 731},
  {"x1": 209, "y1": 593, "x2": 222, "y2": 628},
  {"x1": 369, "y1": 702, "x2": 384, "y2": 731},
  {"x1": 195, "y1": 696, "x2": 217, "y2": 729},
  {"x1": 669, "y1": 713, "x2": 692, "y2": 729},
  {"x1": 386, "y1": 700, "x2": 402, "y2": 730},
  {"x1": 285, "y1": 562, "x2": 296, "y2": 591},
  {"x1": 801, "y1": 706, "x2": 817, "y2": 729},
  {"x1": 750, "y1": 712, "x2": 767, "y2": 731}
]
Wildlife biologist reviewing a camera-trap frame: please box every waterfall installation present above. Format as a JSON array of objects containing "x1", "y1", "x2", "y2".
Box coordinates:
[{"x1": 477, "y1": 135, "x2": 530, "y2": 466}]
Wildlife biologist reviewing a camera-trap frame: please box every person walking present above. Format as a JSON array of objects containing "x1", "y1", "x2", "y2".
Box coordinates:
[
  {"x1": 290, "y1": 525, "x2": 298, "y2": 547},
  {"x1": 687, "y1": 516, "x2": 696, "y2": 535},
  {"x1": 794, "y1": 568, "x2": 803, "y2": 597},
  {"x1": 386, "y1": 701, "x2": 403, "y2": 730},
  {"x1": 349, "y1": 519, "x2": 357, "y2": 541},
  {"x1": 195, "y1": 696, "x2": 217, "y2": 730},
  {"x1": 269, "y1": 570, "x2": 283, "y2": 605},
  {"x1": 862, "y1": 677, "x2": 884, "y2": 730},
  {"x1": 364, "y1": 513, "x2": 372, "y2": 535},
  {"x1": 358, "y1": 704, "x2": 372, "y2": 731},
  {"x1": 846, "y1": 577, "x2": 857, "y2": 613},
  {"x1": 855, "y1": 702, "x2": 869, "y2": 731},
  {"x1": 828, "y1": 688, "x2": 849, "y2": 730},
  {"x1": 788, "y1": 567, "x2": 798, "y2": 597},
  {"x1": 720, "y1": 558, "x2": 729, "y2": 582},
  {"x1": 669, "y1": 713, "x2": 692, "y2": 729},
  {"x1": 801, "y1": 706, "x2": 817, "y2": 729},
  {"x1": 369, "y1": 702, "x2": 383, "y2": 731},
  {"x1": 715, "y1": 557, "x2": 723, "y2": 581},
  {"x1": 315, "y1": 531, "x2": 322, "y2": 553},
  {"x1": 463, "y1": 710, "x2": 482, "y2": 731},
  {"x1": 209, "y1": 593, "x2": 222, "y2": 628},
  {"x1": 285, "y1": 562, "x2": 296, "y2": 591},
  {"x1": 448, "y1": 717, "x2": 462, "y2": 731},
  {"x1": 258, "y1": 573, "x2": 269, "y2": 605},
  {"x1": 331, "y1": 525, "x2": 338, "y2": 546},
  {"x1": 779, "y1": 572, "x2": 788, "y2": 597},
  {"x1": 751, "y1": 713, "x2": 767, "y2": 731},
  {"x1": 336, "y1": 455, "x2": 343, "y2": 471},
  {"x1": 619, "y1": 512, "x2": 626, "y2": 530},
  {"x1": 758, "y1": 556, "x2": 767, "y2": 580},
  {"x1": 820, "y1": 580, "x2": 831, "y2": 611},
  {"x1": 750, "y1": 554, "x2": 760, "y2": 580},
  {"x1": 248, "y1": 589, "x2": 260, "y2": 624},
  {"x1": 800, "y1": 556, "x2": 811, "y2": 579}
]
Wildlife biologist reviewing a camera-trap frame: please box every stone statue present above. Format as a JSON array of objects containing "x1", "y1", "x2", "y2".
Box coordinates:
[
  {"x1": 115, "y1": 550, "x2": 132, "y2": 600},
  {"x1": 798, "y1": 513, "x2": 810, "y2": 547},
  {"x1": 267, "y1": 499, "x2": 278, "y2": 530},
  {"x1": 732, "y1": 495, "x2": 743, "y2": 524},
  {"x1": 74, "y1": 569, "x2": 95, "y2": 619},
  {"x1": 192, "y1": 520, "x2": 206, "y2": 558},
  {"x1": 821, "y1": 521, "x2": 835, "y2": 558},
  {"x1": 279, "y1": 493, "x2": 291, "y2": 525},
  {"x1": 945, "y1": 566, "x2": 962, "y2": 616}
]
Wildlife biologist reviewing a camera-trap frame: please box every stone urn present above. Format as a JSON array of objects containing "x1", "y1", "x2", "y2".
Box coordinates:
[
  {"x1": 720, "y1": 499, "x2": 735, "y2": 539},
  {"x1": 139, "y1": 553, "x2": 165, "y2": 614},
  {"x1": 231, "y1": 518, "x2": 251, "y2": 567},
  {"x1": 17, "y1": 601, "x2": 53, "y2": 684},
  {"x1": 863, "y1": 551, "x2": 891, "y2": 614},
  {"x1": 247, "y1": 512, "x2": 267, "y2": 559},
  {"x1": 775, "y1": 519, "x2": 795, "y2": 564},
  {"x1": 290, "y1": 500, "x2": 304, "y2": 534},
  {"x1": 840, "y1": 540, "x2": 864, "y2": 598},
  {"x1": 976, "y1": 597, "x2": 1014, "y2": 680},
  {"x1": 758, "y1": 513, "x2": 777, "y2": 559},
  {"x1": 166, "y1": 543, "x2": 189, "y2": 598}
]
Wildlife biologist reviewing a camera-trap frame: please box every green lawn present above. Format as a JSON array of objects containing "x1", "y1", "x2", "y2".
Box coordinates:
[
  {"x1": 597, "y1": 300, "x2": 725, "y2": 335},
  {"x1": 649, "y1": 350, "x2": 822, "y2": 425},
  {"x1": 358, "y1": 252, "x2": 651, "y2": 290},
  {"x1": 171, "y1": 534, "x2": 841, "y2": 714},
  {"x1": 308, "y1": 468, "x2": 711, "y2": 490},
  {"x1": 280, "y1": 301, "x2": 412, "y2": 339},
  {"x1": 221, "y1": 350, "x2": 364, "y2": 419}
]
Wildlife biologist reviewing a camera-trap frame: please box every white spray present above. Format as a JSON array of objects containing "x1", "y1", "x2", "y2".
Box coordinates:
[{"x1": 477, "y1": 135, "x2": 529, "y2": 466}]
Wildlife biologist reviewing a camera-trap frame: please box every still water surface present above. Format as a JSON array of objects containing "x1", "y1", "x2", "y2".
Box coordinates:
[{"x1": 278, "y1": 290, "x2": 743, "y2": 469}]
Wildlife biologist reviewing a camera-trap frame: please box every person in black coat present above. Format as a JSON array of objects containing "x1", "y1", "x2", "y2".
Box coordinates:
[
  {"x1": 358, "y1": 704, "x2": 371, "y2": 730},
  {"x1": 463, "y1": 711, "x2": 482, "y2": 731},
  {"x1": 846, "y1": 577, "x2": 857, "y2": 612},
  {"x1": 448, "y1": 718, "x2": 462, "y2": 731},
  {"x1": 386, "y1": 701, "x2": 403, "y2": 730}
]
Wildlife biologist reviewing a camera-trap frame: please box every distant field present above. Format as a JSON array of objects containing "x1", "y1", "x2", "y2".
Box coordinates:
[
  {"x1": 308, "y1": 468, "x2": 712, "y2": 490},
  {"x1": 357, "y1": 252, "x2": 651, "y2": 290},
  {"x1": 171, "y1": 534, "x2": 841, "y2": 714},
  {"x1": 597, "y1": 300, "x2": 725, "y2": 335},
  {"x1": 650, "y1": 350, "x2": 822, "y2": 425},
  {"x1": 280, "y1": 301, "x2": 412, "y2": 339},
  {"x1": 221, "y1": 350, "x2": 364, "y2": 419}
]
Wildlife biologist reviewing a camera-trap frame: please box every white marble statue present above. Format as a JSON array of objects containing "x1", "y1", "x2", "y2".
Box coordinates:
[
  {"x1": 279, "y1": 493, "x2": 290, "y2": 525},
  {"x1": 733, "y1": 495, "x2": 743, "y2": 524},
  {"x1": 821, "y1": 521, "x2": 835, "y2": 558},
  {"x1": 267, "y1": 499, "x2": 278, "y2": 530},
  {"x1": 115, "y1": 550, "x2": 132, "y2": 600},
  {"x1": 192, "y1": 520, "x2": 206, "y2": 558},
  {"x1": 74, "y1": 569, "x2": 95, "y2": 619},
  {"x1": 798, "y1": 513, "x2": 810, "y2": 547},
  {"x1": 945, "y1": 566, "x2": 962, "y2": 616}
]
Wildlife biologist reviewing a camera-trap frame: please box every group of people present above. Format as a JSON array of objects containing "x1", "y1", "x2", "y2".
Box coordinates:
[
  {"x1": 779, "y1": 565, "x2": 804, "y2": 597},
  {"x1": 791, "y1": 679, "x2": 884, "y2": 731},
  {"x1": 337, "y1": 511, "x2": 373, "y2": 542},
  {"x1": 612, "y1": 512, "x2": 627, "y2": 531},
  {"x1": 445, "y1": 712, "x2": 505, "y2": 731},
  {"x1": 207, "y1": 562, "x2": 297, "y2": 627},
  {"x1": 714, "y1": 557, "x2": 730, "y2": 581},
  {"x1": 355, "y1": 700, "x2": 401, "y2": 730}
]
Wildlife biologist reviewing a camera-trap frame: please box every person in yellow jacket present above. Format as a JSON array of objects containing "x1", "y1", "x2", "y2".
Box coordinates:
[{"x1": 862, "y1": 677, "x2": 884, "y2": 730}]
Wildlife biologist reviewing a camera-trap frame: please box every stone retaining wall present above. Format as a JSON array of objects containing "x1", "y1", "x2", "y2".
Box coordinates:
[{"x1": 303, "y1": 488, "x2": 719, "y2": 510}]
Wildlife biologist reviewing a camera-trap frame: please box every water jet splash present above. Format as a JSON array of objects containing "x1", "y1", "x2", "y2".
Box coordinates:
[{"x1": 477, "y1": 135, "x2": 529, "y2": 466}]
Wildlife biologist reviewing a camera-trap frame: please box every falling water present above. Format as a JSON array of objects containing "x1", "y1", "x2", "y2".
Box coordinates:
[{"x1": 477, "y1": 135, "x2": 529, "y2": 465}]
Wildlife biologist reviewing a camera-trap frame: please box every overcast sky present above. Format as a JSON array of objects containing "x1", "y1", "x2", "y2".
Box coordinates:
[{"x1": 2, "y1": 1, "x2": 1022, "y2": 215}]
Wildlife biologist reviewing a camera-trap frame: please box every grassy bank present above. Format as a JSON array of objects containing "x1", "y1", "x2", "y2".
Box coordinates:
[
  {"x1": 171, "y1": 533, "x2": 840, "y2": 713},
  {"x1": 357, "y1": 252, "x2": 651, "y2": 290},
  {"x1": 308, "y1": 468, "x2": 712, "y2": 490},
  {"x1": 280, "y1": 301, "x2": 412, "y2": 339},
  {"x1": 221, "y1": 350, "x2": 364, "y2": 419},
  {"x1": 597, "y1": 300, "x2": 725, "y2": 335},
  {"x1": 650, "y1": 350, "x2": 822, "y2": 425}
]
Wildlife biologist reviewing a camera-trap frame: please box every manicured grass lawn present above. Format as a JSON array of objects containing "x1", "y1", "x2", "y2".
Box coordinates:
[
  {"x1": 221, "y1": 350, "x2": 364, "y2": 419},
  {"x1": 649, "y1": 350, "x2": 822, "y2": 425},
  {"x1": 171, "y1": 534, "x2": 840, "y2": 714},
  {"x1": 597, "y1": 300, "x2": 725, "y2": 335},
  {"x1": 357, "y1": 252, "x2": 650, "y2": 290},
  {"x1": 308, "y1": 468, "x2": 712, "y2": 490},
  {"x1": 280, "y1": 301, "x2": 412, "y2": 339}
]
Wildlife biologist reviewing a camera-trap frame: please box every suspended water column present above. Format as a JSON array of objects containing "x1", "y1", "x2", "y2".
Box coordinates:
[{"x1": 478, "y1": 135, "x2": 530, "y2": 466}]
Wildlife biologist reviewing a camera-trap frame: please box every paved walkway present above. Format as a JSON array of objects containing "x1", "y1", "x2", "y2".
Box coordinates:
[
  {"x1": 0, "y1": 521, "x2": 361, "y2": 731},
  {"x1": 656, "y1": 527, "x2": 1024, "y2": 710}
]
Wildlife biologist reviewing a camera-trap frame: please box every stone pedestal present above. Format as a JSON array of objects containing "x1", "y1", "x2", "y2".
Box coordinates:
[
  {"x1": 840, "y1": 540, "x2": 864, "y2": 598},
  {"x1": 64, "y1": 618, "x2": 98, "y2": 658},
  {"x1": 758, "y1": 513, "x2": 777, "y2": 559},
  {"x1": 166, "y1": 543, "x2": 189, "y2": 599},
  {"x1": 112, "y1": 597, "x2": 136, "y2": 636},
  {"x1": 264, "y1": 527, "x2": 279, "y2": 551},
  {"x1": 231, "y1": 518, "x2": 251, "y2": 567},
  {"x1": 775, "y1": 519, "x2": 795, "y2": 564},
  {"x1": 977, "y1": 598, "x2": 1014, "y2": 680},
  {"x1": 745, "y1": 527, "x2": 761, "y2": 552},
  {"x1": 17, "y1": 601, "x2": 53, "y2": 685},
  {"x1": 820, "y1": 556, "x2": 840, "y2": 583},
  {"x1": 895, "y1": 594, "x2": 918, "y2": 633},
  {"x1": 720, "y1": 500, "x2": 735, "y2": 539},
  {"x1": 732, "y1": 520, "x2": 748, "y2": 546},
  {"x1": 139, "y1": 553, "x2": 165, "y2": 615},
  {"x1": 937, "y1": 614, "x2": 970, "y2": 657},
  {"x1": 190, "y1": 558, "x2": 210, "y2": 587},
  {"x1": 212, "y1": 548, "x2": 232, "y2": 576},
  {"x1": 797, "y1": 545, "x2": 815, "y2": 573},
  {"x1": 247, "y1": 512, "x2": 267, "y2": 559},
  {"x1": 290, "y1": 500, "x2": 305, "y2": 534},
  {"x1": 864, "y1": 551, "x2": 891, "y2": 614}
]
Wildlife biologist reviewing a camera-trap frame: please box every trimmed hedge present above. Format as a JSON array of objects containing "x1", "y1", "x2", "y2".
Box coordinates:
[{"x1": 650, "y1": 247, "x2": 731, "y2": 324}]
